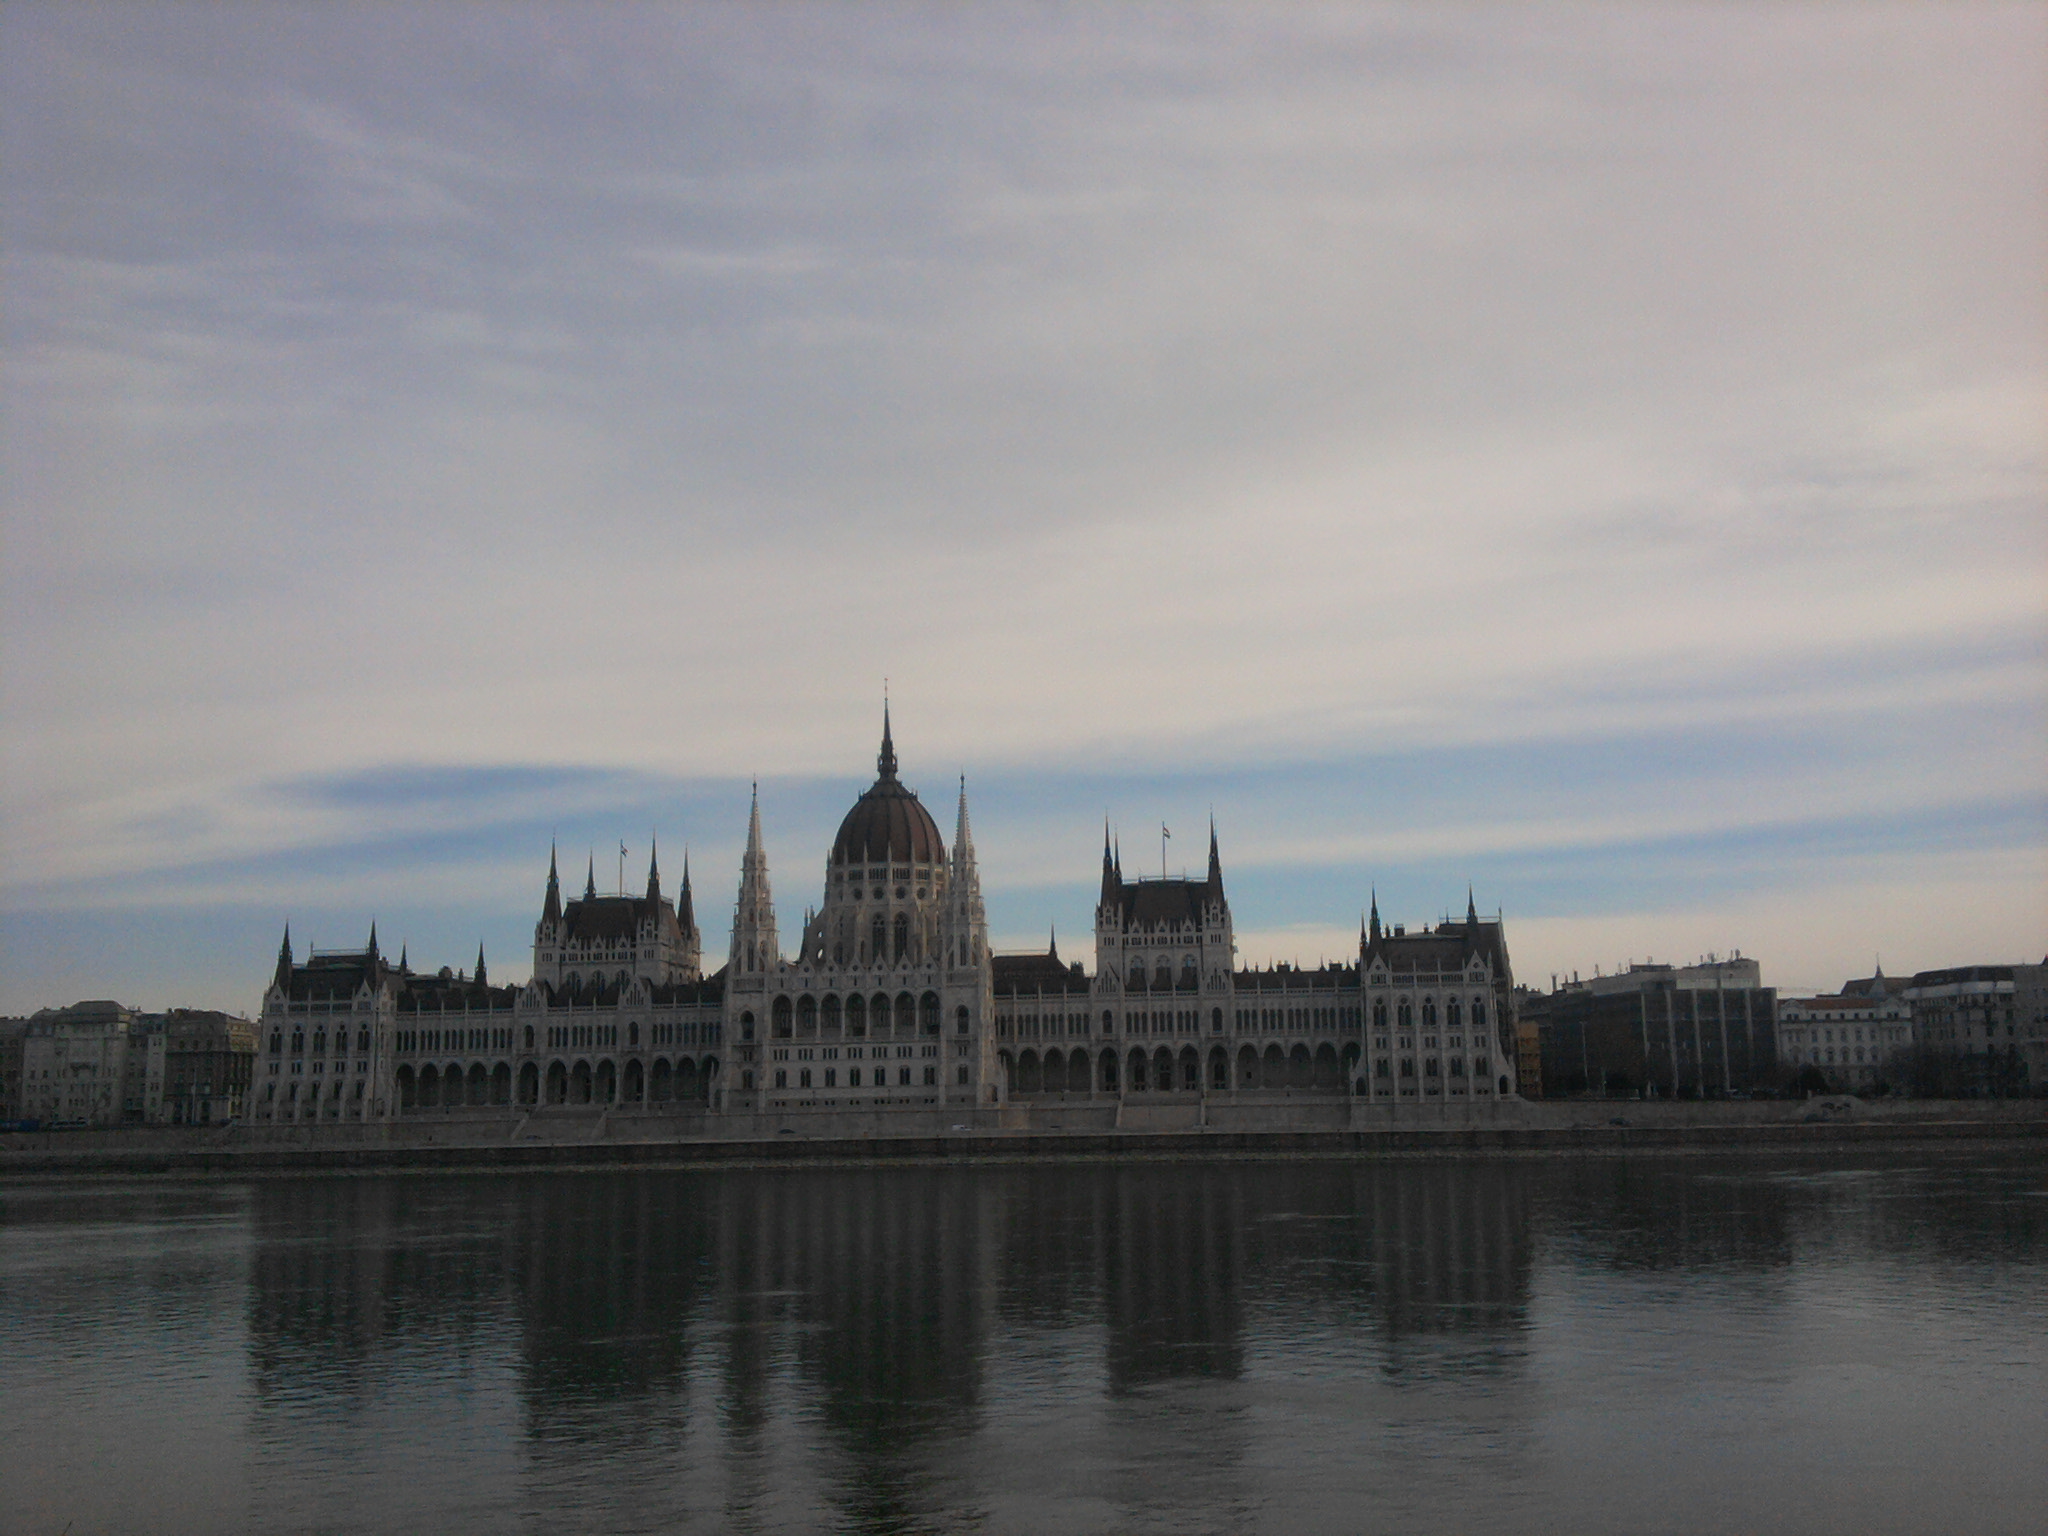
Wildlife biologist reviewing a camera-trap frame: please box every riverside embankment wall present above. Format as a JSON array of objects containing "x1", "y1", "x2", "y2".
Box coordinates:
[{"x1": 3, "y1": 1099, "x2": 2044, "y2": 1176}]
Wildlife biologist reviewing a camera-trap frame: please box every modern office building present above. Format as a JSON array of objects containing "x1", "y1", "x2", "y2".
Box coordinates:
[{"x1": 1531, "y1": 958, "x2": 1778, "y2": 1098}]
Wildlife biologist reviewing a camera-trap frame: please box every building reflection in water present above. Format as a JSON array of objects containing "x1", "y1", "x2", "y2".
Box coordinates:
[{"x1": 240, "y1": 1158, "x2": 1540, "y2": 1531}]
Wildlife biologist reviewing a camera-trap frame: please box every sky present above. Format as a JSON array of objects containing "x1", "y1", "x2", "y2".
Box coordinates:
[{"x1": 2, "y1": 2, "x2": 2043, "y2": 1016}]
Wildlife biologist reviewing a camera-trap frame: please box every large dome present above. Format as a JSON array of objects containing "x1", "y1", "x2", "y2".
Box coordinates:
[{"x1": 831, "y1": 715, "x2": 945, "y2": 866}]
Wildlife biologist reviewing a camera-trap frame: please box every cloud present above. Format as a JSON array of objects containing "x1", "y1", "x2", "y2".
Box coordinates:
[{"x1": 1, "y1": 3, "x2": 2042, "y2": 1012}]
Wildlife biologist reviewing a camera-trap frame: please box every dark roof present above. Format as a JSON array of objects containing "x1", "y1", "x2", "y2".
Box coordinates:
[
  {"x1": 993, "y1": 953, "x2": 1089, "y2": 996},
  {"x1": 284, "y1": 950, "x2": 381, "y2": 1001},
  {"x1": 1363, "y1": 918, "x2": 1512, "y2": 984},
  {"x1": 529, "y1": 972, "x2": 726, "y2": 1009},
  {"x1": 559, "y1": 894, "x2": 662, "y2": 944},
  {"x1": 1232, "y1": 963, "x2": 1358, "y2": 992},
  {"x1": 1907, "y1": 965, "x2": 2016, "y2": 988},
  {"x1": 1106, "y1": 877, "x2": 1216, "y2": 929}
]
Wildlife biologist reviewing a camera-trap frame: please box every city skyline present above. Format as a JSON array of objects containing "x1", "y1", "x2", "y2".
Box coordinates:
[{"x1": 4, "y1": 5, "x2": 2043, "y2": 1014}]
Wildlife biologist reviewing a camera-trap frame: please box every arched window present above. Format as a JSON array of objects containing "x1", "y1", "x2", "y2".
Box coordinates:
[
  {"x1": 846, "y1": 994, "x2": 866, "y2": 1036},
  {"x1": 739, "y1": 1010, "x2": 756, "y2": 1041},
  {"x1": 1372, "y1": 1001, "x2": 1386, "y2": 1030},
  {"x1": 797, "y1": 995, "x2": 817, "y2": 1032},
  {"x1": 772, "y1": 996, "x2": 793, "y2": 1038},
  {"x1": 1421, "y1": 999, "x2": 1436, "y2": 1028},
  {"x1": 1473, "y1": 1001, "x2": 1487, "y2": 1028},
  {"x1": 357, "y1": 1029, "x2": 370, "y2": 1052},
  {"x1": 269, "y1": 1031, "x2": 282, "y2": 1054},
  {"x1": 871, "y1": 993, "x2": 892, "y2": 1032},
  {"x1": 1153, "y1": 963, "x2": 1171, "y2": 990},
  {"x1": 955, "y1": 1005, "x2": 970, "y2": 1035},
  {"x1": 1101, "y1": 1010, "x2": 1114, "y2": 1034},
  {"x1": 1179, "y1": 959, "x2": 1198, "y2": 990},
  {"x1": 1397, "y1": 1000, "x2": 1411, "y2": 1029},
  {"x1": 920, "y1": 992, "x2": 941, "y2": 1034},
  {"x1": 822, "y1": 994, "x2": 841, "y2": 1030},
  {"x1": 893, "y1": 913, "x2": 909, "y2": 962},
  {"x1": 523, "y1": 1024, "x2": 535, "y2": 1050},
  {"x1": 1129, "y1": 963, "x2": 1146, "y2": 991},
  {"x1": 870, "y1": 915, "x2": 885, "y2": 960},
  {"x1": 628, "y1": 1020, "x2": 640, "y2": 1047},
  {"x1": 1447, "y1": 999, "x2": 1461, "y2": 1029}
]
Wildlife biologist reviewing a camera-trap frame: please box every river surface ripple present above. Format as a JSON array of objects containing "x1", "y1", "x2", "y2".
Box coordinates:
[{"x1": 3, "y1": 1150, "x2": 2045, "y2": 1536}]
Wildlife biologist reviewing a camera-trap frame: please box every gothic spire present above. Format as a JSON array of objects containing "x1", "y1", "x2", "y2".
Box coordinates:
[
  {"x1": 647, "y1": 834, "x2": 662, "y2": 902},
  {"x1": 1467, "y1": 885, "x2": 1479, "y2": 927},
  {"x1": 953, "y1": 775, "x2": 976, "y2": 872},
  {"x1": 274, "y1": 924, "x2": 293, "y2": 990},
  {"x1": 732, "y1": 783, "x2": 777, "y2": 972},
  {"x1": 678, "y1": 847, "x2": 695, "y2": 931},
  {"x1": 1048, "y1": 924, "x2": 1059, "y2": 964},
  {"x1": 366, "y1": 921, "x2": 379, "y2": 962},
  {"x1": 583, "y1": 853, "x2": 597, "y2": 903},
  {"x1": 475, "y1": 944, "x2": 487, "y2": 988},
  {"x1": 543, "y1": 842, "x2": 562, "y2": 924},
  {"x1": 1207, "y1": 816, "x2": 1224, "y2": 896},
  {"x1": 1368, "y1": 888, "x2": 1381, "y2": 944}
]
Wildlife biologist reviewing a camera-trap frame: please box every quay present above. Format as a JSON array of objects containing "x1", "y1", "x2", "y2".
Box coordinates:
[{"x1": 4, "y1": 1098, "x2": 2044, "y2": 1177}]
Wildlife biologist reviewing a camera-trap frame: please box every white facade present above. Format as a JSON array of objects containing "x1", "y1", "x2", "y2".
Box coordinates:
[{"x1": 1778, "y1": 987, "x2": 1912, "y2": 1090}]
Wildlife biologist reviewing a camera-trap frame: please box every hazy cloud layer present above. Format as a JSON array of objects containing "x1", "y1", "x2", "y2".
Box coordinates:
[{"x1": 3, "y1": 3, "x2": 2042, "y2": 1013}]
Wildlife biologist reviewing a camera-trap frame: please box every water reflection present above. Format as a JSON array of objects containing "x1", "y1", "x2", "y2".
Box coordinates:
[{"x1": 6, "y1": 1151, "x2": 2044, "y2": 1535}]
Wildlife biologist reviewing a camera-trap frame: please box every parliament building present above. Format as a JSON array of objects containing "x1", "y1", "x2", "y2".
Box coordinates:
[{"x1": 246, "y1": 716, "x2": 1519, "y2": 1128}]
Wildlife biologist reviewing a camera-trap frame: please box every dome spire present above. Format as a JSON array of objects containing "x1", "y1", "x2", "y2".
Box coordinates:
[{"x1": 878, "y1": 698, "x2": 898, "y2": 779}]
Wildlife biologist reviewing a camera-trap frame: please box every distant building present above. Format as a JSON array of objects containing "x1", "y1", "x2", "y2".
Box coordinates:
[
  {"x1": 1511, "y1": 987, "x2": 1543, "y2": 1099},
  {"x1": 1901, "y1": 965, "x2": 2040, "y2": 1097},
  {"x1": 18, "y1": 1001, "x2": 146, "y2": 1125},
  {"x1": 0, "y1": 1017, "x2": 28, "y2": 1119},
  {"x1": 1778, "y1": 969, "x2": 1913, "y2": 1092},
  {"x1": 148, "y1": 1009, "x2": 257, "y2": 1124},
  {"x1": 1531, "y1": 958, "x2": 1778, "y2": 1098}
]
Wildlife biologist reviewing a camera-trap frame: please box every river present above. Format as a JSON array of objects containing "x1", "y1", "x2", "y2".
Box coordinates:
[{"x1": 3, "y1": 1149, "x2": 2044, "y2": 1535}]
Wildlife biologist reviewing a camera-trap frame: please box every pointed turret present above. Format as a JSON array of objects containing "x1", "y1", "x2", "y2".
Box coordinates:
[
  {"x1": 1048, "y1": 924, "x2": 1059, "y2": 964},
  {"x1": 543, "y1": 843, "x2": 562, "y2": 924},
  {"x1": 398, "y1": 942, "x2": 409, "y2": 974},
  {"x1": 646, "y1": 835, "x2": 662, "y2": 903},
  {"x1": 1207, "y1": 816, "x2": 1224, "y2": 896},
  {"x1": 678, "y1": 848, "x2": 695, "y2": 932},
  {"x1": 475, "y1": 944, "x2": 488, "y2": 988},
  {"x1": 1100, "y1": 819, "x2": 1118, "y2": 907},
  {"x1": 583, "y1": 855, "x2": 597, "y2": 903},
  {"x1": 366, "y1": 922, "x2": 380, "y2": 963},
  {"x1": 731, "y1": 782, "x2": 779, "y2": 973},
  {"x1": 1368, "y1": 889, "x2": 1382, "y2": 944},
  {"x1": 940, "y1": 774, "x2": 988, "y2": 971},
  {"x1": 1467, "y1": 886, "x2": 1479, "y2": 927},
  {"x1": 273, "y1": 925, "x2": 294, "y2": 991}
]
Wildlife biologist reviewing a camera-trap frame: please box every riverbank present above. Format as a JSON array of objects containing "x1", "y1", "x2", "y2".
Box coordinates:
[{"x1": 3, "y1": 1098, "x2": 2044, "y2": 1176}]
